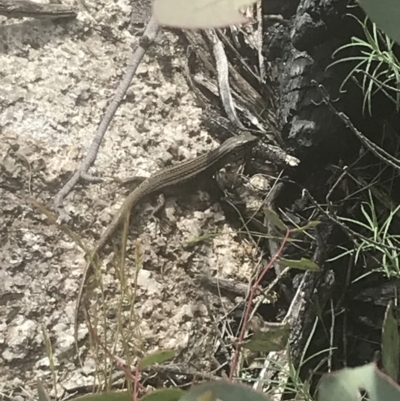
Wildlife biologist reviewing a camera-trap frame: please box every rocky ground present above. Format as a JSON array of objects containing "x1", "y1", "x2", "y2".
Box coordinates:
[{"x1": 0, "y1": 0, "x2": 261, "y2": 397}]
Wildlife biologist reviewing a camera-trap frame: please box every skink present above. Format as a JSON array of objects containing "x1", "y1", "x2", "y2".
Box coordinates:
[{"x1": 74, "y1": 132, "x2": 258, "y2": 350}]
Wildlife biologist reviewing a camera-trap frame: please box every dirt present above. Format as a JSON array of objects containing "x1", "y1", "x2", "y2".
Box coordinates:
[{"x1": 0, "y1": 1, "x2": 260, "y2": 397}]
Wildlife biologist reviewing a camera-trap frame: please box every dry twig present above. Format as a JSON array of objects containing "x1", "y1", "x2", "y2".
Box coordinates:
[{"x1": 54, "y1": 16, "x2": 160, "y2": 222}]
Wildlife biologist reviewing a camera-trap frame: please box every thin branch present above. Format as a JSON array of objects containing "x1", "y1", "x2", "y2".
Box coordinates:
[
  {"x1": 317, "y1": 83, "x2": 400, "y2": 171},
  {"x1": 54, "y1": 16, "x2": 159, "y2": 222}
]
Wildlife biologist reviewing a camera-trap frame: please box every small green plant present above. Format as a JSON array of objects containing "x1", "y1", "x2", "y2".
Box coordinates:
[
  {"x1": 333, "y1": 191, "x2": 400, "y2": 280},
  {"x1": 330, "y1": 16, "x2": 400, "y2": 115},
  {"x1": 286, "y1": 323, "x2": 331, "y2": 401}
]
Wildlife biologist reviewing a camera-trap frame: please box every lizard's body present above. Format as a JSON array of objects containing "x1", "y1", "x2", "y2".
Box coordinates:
[{"x1": 74, "y1": 132, "x2": 258, "y2": 348}]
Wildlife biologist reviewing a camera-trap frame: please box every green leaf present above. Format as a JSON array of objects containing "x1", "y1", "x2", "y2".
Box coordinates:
[
  {"x1": 262, "y1": 206, "x2": 287, "y2": 231},
  {"x1": 178, "y1": 381, "x2": 270, "y2": 401},
  {"x1": 382, "y1": 302, "x2": 400, "y2": 381},
  {"x1": 242, "y1": 322, "x2": 290, "y2": 353},
  {"x1": 142, "y1": 388, "x2": 185, "y2": 401},
  {"x1": 196, "y1": 392, "x2": 215, "y2": 401},
  {"x1": 70, "y1": 391, "x2": 132, "y2": 401},
  {"x1": 317, "y1": 363, "x2": 400, "y2": 401},
  {"x1": 278, "y1": 257, "x2": 320, "y2": 271},
  {"x1": 139, "y1": 349, "x2": 175, "y2": 369},
  {"x1": 153, "y1": 0, "x2": 258, "y2": 29}
]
